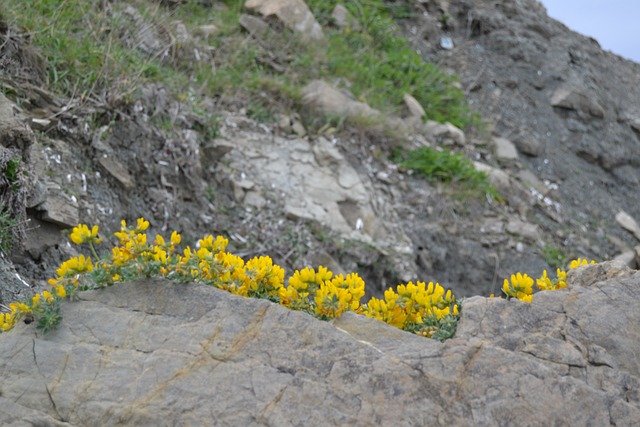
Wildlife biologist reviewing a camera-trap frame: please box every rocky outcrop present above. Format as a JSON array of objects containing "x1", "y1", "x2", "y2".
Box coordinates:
[{"x1": 1, "y1": 261, "x2": 639, "y2": 426}]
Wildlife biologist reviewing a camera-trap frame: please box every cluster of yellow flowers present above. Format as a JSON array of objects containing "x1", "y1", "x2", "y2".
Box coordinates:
[
  {"x1": 362, "y1": 281, "x2": 459, "y2": 338},
  {"x1": 0, "y1": 217, "x2": 598, "y2": 338},
  {"x1": 0, "y1": 218, "x2": 458, "y2": 338},
  {"x1": 501, "y1": 258, "x2": 597, "y2": 303}
]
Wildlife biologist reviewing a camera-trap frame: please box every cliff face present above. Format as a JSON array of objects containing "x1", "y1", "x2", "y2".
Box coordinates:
[
  {"x1": 410, "y1": 0, "x2": 640, "y2": 258},
  {"x1": 1, "y1": 261, "x2": 639, "y2": 426}
]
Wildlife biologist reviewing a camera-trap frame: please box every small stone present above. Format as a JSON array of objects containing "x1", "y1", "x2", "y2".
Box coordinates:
[
  {"x1": 97, "y1": 154, "x2": 135, "y2": 190},
  {"x1": 615, "y1": 211, "x2": 640, "y2": 241},
  {"x1": 291, "y1": 120, "x2": 306, "y2": 137},
  {"x1": 244, "y1": 0, "x2": 324, "y2": 41},
  {"x1": 492, "y1": 137, "x2": 519, "y2": 160},
  {"x1": 239, "y1": 14, "x2": 269, "y2": 38},
  {"x1": 506, "y1": 219, "x2": 540, "y2": 241},
  {"x1": 513, "y1": 134, "x2": 542, "y2": 157},
  {"x1": 613, "y1": 251, "x2": 637, "y2": 269},
  {"x1": 38, "y1": 190, "x2": 79, "y2": 228},
  {"x1": 197, "y1": 24, "x2": 218, "y2": 38},
  {"x1": 331, "y1": 4, "x2": 360, "y2": 30},
  {"x1": 550, "y1": 86, "x2": 605, "y2": 118},
  {"x1": 403, "y1": 94, "x2": 426, "y2": 118},
  {"x1": 440, "y1": 37, "x2": 454, "y2": 50}
]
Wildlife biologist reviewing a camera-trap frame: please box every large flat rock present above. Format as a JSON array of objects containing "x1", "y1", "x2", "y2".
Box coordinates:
[{"x1": 1, "y1": 261, "x2": 639, "y2": 425}]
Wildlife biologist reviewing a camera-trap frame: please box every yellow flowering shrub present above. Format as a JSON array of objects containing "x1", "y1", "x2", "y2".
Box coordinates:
[
  {"x1": 0, "y1": 216, "x2": 597, "y2": 340},
  {"x1": 0, "y1": 218, "x2": 462, "y2": 340},
  {"x1": 503, "y1": 258, "x2": 597, "y2": 303},
  {"x1": 362, "y1": 281, "x2": 459, "y2": 339}
]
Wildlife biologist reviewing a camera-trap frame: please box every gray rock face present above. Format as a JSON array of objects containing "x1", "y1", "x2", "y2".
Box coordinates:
[{"x1": 1, "y1": 262, "x2": 639, "y2": 426}]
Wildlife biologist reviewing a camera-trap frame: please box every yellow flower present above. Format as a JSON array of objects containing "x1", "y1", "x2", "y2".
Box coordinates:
[
  {"x1": 70, "y1": 224, "x2": 101, "y2": 245},
  {"x1": 536, "y1": 270, "x2": 554, "y2": 291},
  {"x1": 569, "y1": 258, "x2": 597, "y2": 269},
  {"x1": 314, "y1": 281, "x2": 353, "y2": 318},
  {"x1": 42, "y1": 291, "x2": 54, "y2": 304},
  {"x1": 155, "y1": 234, "x2": 166, "y2": 246},
  {"x1": 503, "y1": 272, "x2": 534, "y2": 301},
  {"x1": 31, "y1": 293, "x2": 41, "y2": 306},
  {"x1": 54, "y1": 285, "x2": 67, "y2": 298},
  {"x1": 556, "y1": 269, "x2": 567, "y2": 288},
  {"x1": 1, "y1": 313, "x2": 16, "y2": 332},
  {"x1": 170, "y1": 231, "x2": 182, "y2": 246},
  {"x1": 363, "y1": 296, "x2": 407, "y2": 329},
  {"x1": 135, "y1": 217, "x2": 150, "y2": 232}
]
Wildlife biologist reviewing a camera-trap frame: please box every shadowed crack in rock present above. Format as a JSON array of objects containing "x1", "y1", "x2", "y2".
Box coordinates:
[{"x1": 32, "y1": 339, "x2": 64, "y2": 421}]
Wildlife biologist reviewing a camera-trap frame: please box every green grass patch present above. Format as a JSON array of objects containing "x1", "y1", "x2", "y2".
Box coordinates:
[
  {"x1": 393, "y1": 147, "x2": 500, "y2": 200},
  {"x1": 4, "y1": 0, "x2": 479, "y2": 131},
  {"x1": 541, "y1": 244, "x2": 567, "y2": 269}
]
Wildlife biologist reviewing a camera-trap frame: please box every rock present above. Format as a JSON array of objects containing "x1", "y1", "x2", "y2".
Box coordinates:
[
  {"x1": 238, "y1": 13, "x2": 269, "y2": 38},
  {"x1": 474, "y1": 162, "x2": 534, "y2": 215},
  {"x1": 422, "y1": 121, "x2": 465, "y2": 146},
  {"x1": 37, "y1": 185, "x2": 79, "y2": 227},
  {"x1": 202, "y1": 139, "x2": 235, "y2": 163},
  {"x1": 615, "y1": 210, "x2": 640, "y2": 241},
  {"x1": 0, "y1": 92, "x2": 34, "y2": 157},
  {"x1": 515, "y1": 168, "x2": 548, "y2": 196},
  {"x1": 403, "y1": 93, "x2": 426, "y2": 118},
  {"x1": 491, "y1": 136, "x2": 519, "y2": 160},
  {"x1": 244, "y1": 0, "x2": 324, "y2": 41},
  {"x1": 2, "y1": 264, "x2": 640, "y2": 425},
  {"x1": 96, "y1": 153, "x2": 135, "y2": 190},
  {"x1": 302, "y1": 80, "x2": 382, "y2": 122},
  {"x1": 613, "y1": 250, "x2": 637, "y2": 269},
  {"x1": 550, "y1": 86, "x2": 605, "y2": 118},
  {"x1": 506, "y1": 218, "x2": 540, "y2": 242},
  {"x1": 513, "y1": 133, "x2": 542, "y2": 157},
  {"x1": 196, "y1": 24, "x2": 218, "y2": 38},
  {"x1": 331, "y1": 4, "x2": 360, "y2": 30}
]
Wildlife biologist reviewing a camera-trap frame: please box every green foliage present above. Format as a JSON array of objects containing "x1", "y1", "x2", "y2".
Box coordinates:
[
  {"x1": 4, "y1": 0, "x2": 479, "y2": 131},
  {"x1": 394, "y1": 147, "x2": 500, "y2": 199},
  {"x1": 0, "y1": 210, "x2": 17, "y2": 253},
  {"x1": 3, "y1": 158, "x2": 22, "y2": 190},
  {"x1": 542, "y1": 244, "x2": 567, "y2": 269}
]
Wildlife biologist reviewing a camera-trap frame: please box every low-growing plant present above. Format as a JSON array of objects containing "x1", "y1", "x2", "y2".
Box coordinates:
[
  {"x1": 541, "y1": 244, "x2": 567, "y2": 269},
  {"x1": 500, "y1": 258, "x2": 597, "y2": 303},
  {"x1": 394, "y1": 147, "x2": 501, "y2": 200},
  {"x1": 0, "y1": 210, "x2": 17, "y2": 253},
  {"x1": 0, "y1": 218, "x2": 460, "y2": 340}
]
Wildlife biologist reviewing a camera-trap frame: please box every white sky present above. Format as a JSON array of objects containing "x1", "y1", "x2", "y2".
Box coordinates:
[{"x1": 539, "y1": 0, "x2": 640, "y2": 63}]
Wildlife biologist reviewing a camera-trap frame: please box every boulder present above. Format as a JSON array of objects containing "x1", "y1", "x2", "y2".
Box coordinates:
[
  {"x1": 244, "y1": 0, "x2": 324, "y2": 41},
  {"x1": 550, "y1": 86, "x2": 605, "y2": 118},
  {"x1": 301, "y1": 80, "x2": 382, "y2": 122},
  {"x1": 331, "y1": 4, "x2": 360, "y2": 30},
  {"x1": 422, "y1": 120, "x2": 466, "y2": 146},
  {"x1": 491, "y1": 136, "x2": 518, "y2": 160},
  {"x1": 616, "y1": 210, "x2": 640, "y2": 242},
  {"x1": 1, "y1": 262, "x2": 640, "y2": 425}
]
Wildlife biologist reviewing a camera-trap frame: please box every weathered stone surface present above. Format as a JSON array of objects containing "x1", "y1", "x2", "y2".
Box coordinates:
[
  {"x1": 491, "y1": 136, "x2": 518, "y2": 160},
  {"x1": 513, "y1": 133, "x2": 542, "y2": 157},
  {"x1": 1, "y1": 262, "x2": 639, "y2": 426},
  {"x1": 331, "y1": 4, "x2": 360, "y2": 30},
  {"x1": 423, "y1": 120, "x2": 465, "y2": 146},
  {"x1": 550, "y1": 86, "x2": 605, "y2": 118},
  {"x1": 239, "y1": 13, "x2": 269, "y2": 37},
  {"x1": 36, "y1": 184, "x2": 79, "y2": 227},
  {"x1": 245, "y1": 0, "x2": 324, "y2": 41},
  {"x1": 403, "y1": 93, "x2": 426, "y2": 118},
  {"x1": 0, "y1": 92, "x2": 34, "y2": 156},
  {"x1": 616, "y1": 210, "x2": 640, "y2": 241},
  {"x1": 96, "y1": 153, "x2": 135, "y2": 190},
  {"x1": 473, "y1": 162, "x2": 534, "y2": 215},
  {"x1": 302, "y1": 80, "x2": 382, "y2": 121},
  {"x1": 506, "y1": 218, "x2": 540, "y2": 242}
]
